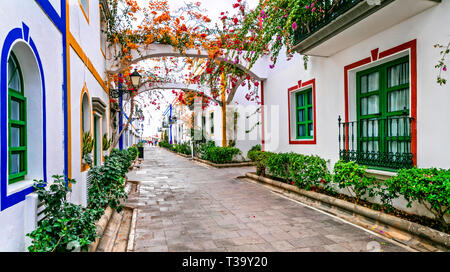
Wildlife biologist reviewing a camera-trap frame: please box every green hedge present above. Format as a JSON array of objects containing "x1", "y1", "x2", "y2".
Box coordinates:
[
  {"x1": 172, "y1": 143, "x2": 192, "y2": 155},
  {"x1": 248, "y1": 152, "x2": 450, "y2": 230},
  {"x1": 159, "y1": 141, "x2": 192, "y2": 156},
  {"x1": 197, "y1": 141, "x2": 241, "y2": 164}
]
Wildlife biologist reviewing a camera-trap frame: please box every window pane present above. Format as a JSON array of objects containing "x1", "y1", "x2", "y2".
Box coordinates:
[
  {"x1": 80, "y1": 0, "x2": 88, "y2": 13},
  {"x1": 296, "y1": 94, "x2": 304, "y2": 107},
  {"x1": 388, "y1": 88, "x2": 409, "y2": 112},
  {"x1": 360, "y1": 76, "x2": 367, "y2": 94},
  {"x1": 308, "y1": 123, "x2": 314, "y2": 137},
  {"x1": 10, "y1": 153, "x2": 21, "y2": 175},
  {"x1": 297, "y1": 109, "x2": 304, "y2": 122},
  {"x1": 8, "y1": 55, "x2": 22, "y2": 91},
  {"x1": 297, "y1": 124, "x2": 305, "y2": 137},
  {"x1": 388, "y1": 62, "x2": 409, "y2": 88},
  {"x1": 307, "y1": 91, "x2": 312, "y2": 105},
  {"x1": 360, "y1": 95, "x2": 379, "y2": 115},
  {"x1": 10, "y1": 126, "x2": 21, "y2": 147},
  {"x1": 307, "y1": 107, "x2": 313, "y2": 121},
  {"x1": 10, "y1": 100, "x2": 21, "y2": 120},
  {"x1": 362, "y1": 72, "x2": 379, "y2": 93},
  {"x1": 368, "y1": 72, "x2": 379, "y2": 92}
]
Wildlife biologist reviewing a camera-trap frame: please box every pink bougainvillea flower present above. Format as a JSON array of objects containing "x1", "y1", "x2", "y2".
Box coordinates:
[{"x1": 292, "y1": 22, "x2": 298, "y2": 30}]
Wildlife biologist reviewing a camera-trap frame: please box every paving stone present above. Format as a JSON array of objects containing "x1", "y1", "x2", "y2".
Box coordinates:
[{"x1": 127, "y1": 147, "x2": 408, "y2": 252}]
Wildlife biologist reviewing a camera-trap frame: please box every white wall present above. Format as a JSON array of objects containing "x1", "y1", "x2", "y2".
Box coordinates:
[
  {"x1": 0, "y1": 0, "x2": 64, "y2": 251},
  {"x1": 263, "y1": 1, "x2": 450, "y2": 169}
]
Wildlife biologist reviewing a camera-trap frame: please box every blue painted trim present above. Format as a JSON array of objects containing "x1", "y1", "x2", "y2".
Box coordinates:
[
  {"x1": 61, "y1": 0, "x2": 69, "y2": 181},
  {"x1": 35, "y1": 0, "x2": 64, "y2": 32},
  {"x1": 119, "y1": 75, "x2": 123, "y2": 150},
  {"x1": 1, "y1": 24, "x2": 47, "y2": 211},
  {"x1": 169, "y1": 104, "x2": 173, "y2": 145}
]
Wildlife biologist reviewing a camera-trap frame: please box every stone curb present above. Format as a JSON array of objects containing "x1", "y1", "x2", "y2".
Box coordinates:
[
  {"x1": 127, "y1": 208, "x2": 138, "y2": 252},
  {"x1": 88, "y1": 206, "x2": 113, "y2": 252},
  {"x1": 88, "y1": 176, "x2": 132, "y2": 252},
  {"x1": 245, "y1": 172, "x2": 450, "y2": 251}
]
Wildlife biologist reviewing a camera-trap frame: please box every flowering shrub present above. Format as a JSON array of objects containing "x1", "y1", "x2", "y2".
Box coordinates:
[
  {"x1": 382, "y1": 168, "x2": 450, "y2": 229},
  {"x1": 332, "y1": 160, "x2": 378, "y2": 202},
  {"x1": 252, "y1": 153, "x2": 450, "y2": 230}
]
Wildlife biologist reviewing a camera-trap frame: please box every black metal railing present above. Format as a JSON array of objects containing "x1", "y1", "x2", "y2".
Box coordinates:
[
  {"x1": 338, "y1": 115, "x2": 414, "y2": 170},
  {"x1": 293, "y1": 0, "x2": 364, "y2": 46}
]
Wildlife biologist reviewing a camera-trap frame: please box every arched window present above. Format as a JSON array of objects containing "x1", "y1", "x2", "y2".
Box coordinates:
[
  {"x1": 8, "y1": 52, "x2": 27, "y2": 184},
  {"x1": 81, "y1": 92, "x2": 90, "y2": 133}
]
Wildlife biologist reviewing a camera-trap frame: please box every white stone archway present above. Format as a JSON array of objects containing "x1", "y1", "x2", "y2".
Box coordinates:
[{"x1": 106, "y1": 44, "x2": 269, "y2": 80}]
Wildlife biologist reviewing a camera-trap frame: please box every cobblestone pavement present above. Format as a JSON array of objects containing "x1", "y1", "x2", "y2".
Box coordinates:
[{"x1": 126, "y1": 147, "x2": 408, "y2": 252}]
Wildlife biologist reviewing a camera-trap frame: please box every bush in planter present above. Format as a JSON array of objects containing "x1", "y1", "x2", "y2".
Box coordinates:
[
  {"x1": 88, "y1": 155, "x2": 128, "y2": 214},
  {"x1": 382, "y1": 167, "x2": 450, "y2": 230},
  {"x1": 290, "y1": 154, "x2": 333, "y2": 192},
  {"x1": 266, "y1": 153, "x2": 294, "y2": 182},
  {"x1": 332, "y1": 160, "x2": 378, "y2": 203},
  {"x1": 27, "y1": 176, "x2": 99, "y2": 252},
  {"x1": 173, "y1": 142, "x2": 191, "y2": 155},
  {"x1": 158, "y1": 141, "x2": 171, "y2": 149},
  {"x1": 127, "y1": 146, "x2": 139, "y2": 162},
  {"x1": 196, "y1": 141, "x2": 216, "y2": 159},
  {"x1": 247, "y1": 144, "x2": 261, "y2": 161},
  {"x1": 203, "y1": 145, "x2": 241, "y2": 164},
  {"x1": 250, "y1": 151, "x2": 275, "y2": 176}
]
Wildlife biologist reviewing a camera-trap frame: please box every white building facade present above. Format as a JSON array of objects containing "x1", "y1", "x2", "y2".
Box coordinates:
[
  {"x1": 0, "y1": 0, "x2": 118, "y2": 251},
  {"x1": 262, "y1": 0, "x2": 449, "y2": 171}
]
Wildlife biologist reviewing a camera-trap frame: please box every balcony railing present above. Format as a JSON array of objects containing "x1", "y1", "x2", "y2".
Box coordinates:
[
  {"x1": 293, "y1": 0, "x2": 365, "y2": 46},
  {"x1": 338, "y1": 115, "x2": 414, "y2": 170}
]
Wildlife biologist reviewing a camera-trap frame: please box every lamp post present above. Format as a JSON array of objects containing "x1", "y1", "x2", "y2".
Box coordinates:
[{"x1": 110, "y1": 69, "x2": 142, "y2": 150}]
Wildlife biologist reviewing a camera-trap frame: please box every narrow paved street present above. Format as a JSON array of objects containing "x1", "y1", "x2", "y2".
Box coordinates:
[{"x1": 125, "y1": 147, "x2": 408, "y2": 252}]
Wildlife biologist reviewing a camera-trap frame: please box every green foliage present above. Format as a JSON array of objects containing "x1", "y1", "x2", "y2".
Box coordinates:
[
  {"x1": 332, "y1": 161, "x2": 378, "y2": 202},
  {"x1": 247, "y1": 144, "x2": 261, "y2": 160},
  {"x1": 88, "y1": 150, "x2": 130, "y2": 214},
  {"x1": 197, "y1": 141, "x2": 241, "y2": 164},
  {"x1": 248, "y1": 151, "x2": 275, "y2": 176},
  {"x1": 382, "y1": 168, "x2": 450, "y2": 229},
  {"x1": 267, "y1": 153, "x2": 294, "y2": 182},
  {"x1": 172, "y1": 142, "x2": 192, "y2": 155},
  {"x1": 158, "y1": 140, "x2": 171, "y2": 149},
  {"x1": 435, "y1": 42, "x2": 449, "y2": 86},
  {"x1": 290, "y1": 154, "x2": 332, "y2": 191},
  {"x1": 102, "y1": 134, "x2": 112, "y2": 151},
  {"x1": 82, "y1": 132, "x2": 95, "y2": 156},
  {"x1": 27, "y1": 148, "x2": 138, "y2": 252},
  {"x1": 27, "y1": 176, "x2": 99, "y2": 252},
  {"x1": 263, "y1": 152, "x2": 332, "y2": 191},
  {"x1": 127, "y1": 145, "x2": 139, "y2": 162}
]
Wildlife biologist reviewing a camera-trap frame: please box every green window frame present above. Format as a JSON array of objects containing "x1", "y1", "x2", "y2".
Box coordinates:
[
  {"x1": 295, "y1": 88, "x2": 314, "y2": 139},
  {"x1": 210, "y1": 112, "x2": 214, "y2": 134},
  {"x1": 356, "y1": 56, "x2": 411, "y2": 165},
  {"x1": 8, "y1": 52, "x2": 27, "y2": 184}
]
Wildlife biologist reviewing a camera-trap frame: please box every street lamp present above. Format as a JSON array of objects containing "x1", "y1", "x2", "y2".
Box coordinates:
[
  {"x1": 130, "y1": 69, "x2": 142, "y2": 89},
  {"x1": 109, "y1": 69, "x2": 142, "y2": 99}
]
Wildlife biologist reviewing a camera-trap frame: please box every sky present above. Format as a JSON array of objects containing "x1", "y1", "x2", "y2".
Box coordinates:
[{"x1": 135, "y1": 0, "x2": 260, "y2": 138}]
